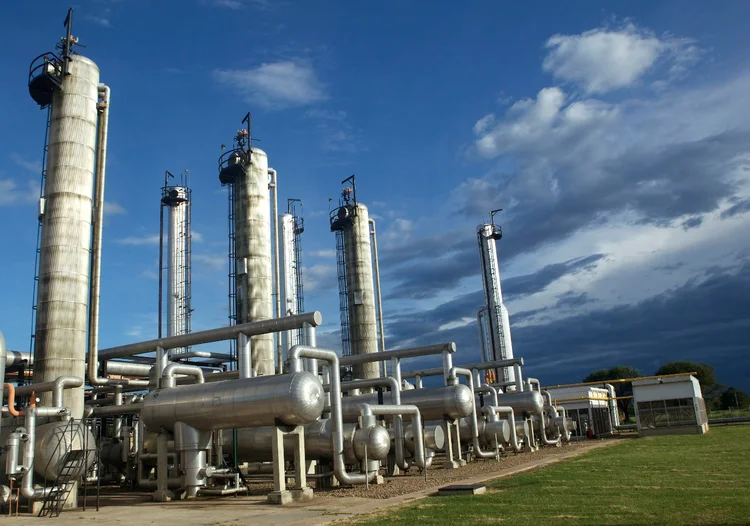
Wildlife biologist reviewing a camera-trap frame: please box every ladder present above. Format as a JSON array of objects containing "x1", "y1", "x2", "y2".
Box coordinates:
[
  {"x1": 226, "y1": 181, "x2": 237, "y2": 367},
  {"x1": 335, "y1": 229, "x2": 351, "y2": 357},
  {"x1": 28, "y1": 106, "x2": 52, "y2": 359},
  {"x1": 37, "y1": 450, "x2": 88, "y2": 517}
]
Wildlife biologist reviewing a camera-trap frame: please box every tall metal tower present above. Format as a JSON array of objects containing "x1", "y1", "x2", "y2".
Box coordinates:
[
  {"x1": 280, "y1": 198, "x2": 305, "y2": 353},
  {"x1": 477, "y1": 209, "x2": 515, "y2": 384},
  {"x1": 330, "y1": 175, "x2": 379, "y2": 380},
  {"x1": 218, "y1": 114, "x2": 275, "y2": 376},
  {"x1": 159, "y1": 170, "x2": 192, "y2": 353}
]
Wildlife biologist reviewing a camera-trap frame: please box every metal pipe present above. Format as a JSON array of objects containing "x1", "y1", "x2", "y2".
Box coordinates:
[
  {"x1": 0, "y1": 332, "x2": 5, "y2": 435},
  {"x1": 169, "y1": 351, "x2": 233, "y2": 362},
  {"x1": 526, "y1": 377, "x2": 541, "y2": 392},
  {"x1": 368, "y1": 219, "x2": 386, "y2": 379},
  {"x1": 541, "y1": 390, "x2": 552, "y2": 406},
  {"x1": 477, "y1": 307, "x2": 487, "y2": 363},
  {"x1": 448, "y1": 367, "x2": 496, "y2": 459},
  {"x1": 161, "y1": 363, "x2": 204, "y2": 388},
  {"x1": 87, "y1": 83, "x2": 130, "y2": 388},
  {"x1": 268, "y1": 168, "x2": 282, "y2": 375},
  {"x1": 100, "y1": 311, "x2": 322, "y2": 359},
  {"x1": 359, "y1": 404, "x2": 426, "y2": 469},
  {"x1": 605, "y1": 384, "x2": 620, "y2": 428},
  {"x1": 13, "y1": 376, "x2": 83, "y2": 408},
  {"x1": 21, "y1": 406, "x2": 69, "y2": 501},
  {"x1": 238, "y1": 332, "x2": 252, "y2": 379},
  {"x1": 338, "y1": 342, "x2": 456, "y2": 368},
  {"x1": 90, "y1": 403, "x2": 144, "y2": 417},
  {"x1": 339, "y1": 377, "x2": 407, "y2": 470},
  {"x1": 475, "y1": 385, "x2": 499, "y2": 407},
  {"x1": 287, "y1": 345, "x2": 376, "y2": 485},
  {"x1": 304, "y1": 324, "x2": 318, "y2": 376},
  {"x1": 482, "y1": 406, "x2": 522, "y2": 452},
  {"x1": 114, "y1": 385, "x2": 123, "y2": 438},
  {"x1": 556, "y1": 406, "x2": 572, "y2": 442},
  {"x1": 3, "y1": 383, "x2": 22, "y2": 417}
]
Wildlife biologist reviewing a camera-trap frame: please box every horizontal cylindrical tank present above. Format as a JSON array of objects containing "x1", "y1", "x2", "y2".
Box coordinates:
[
  {"x1": 496, "y1": 391, "x2": 544, "y2": 416},
  {"x1": 141, "y1": 372, "x2": 323, "y2": 431},
  {"x1": 227, "y1": 419, "x2": 390, "y2": 464},
  {"x1": 458, "y1": 418, "x2": 511, "y2": 446},
  {"x1": 403, "y1": 423, "x2": 445, "y2": 453},
  {"x1": 339, "y1": 385, "x2": 474, "y2": 422},
  {"x1": 34, "y1": 421, "x2": 96, "y2": 480}
]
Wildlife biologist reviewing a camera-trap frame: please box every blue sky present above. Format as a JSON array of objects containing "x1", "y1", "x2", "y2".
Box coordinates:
[{"x1": 1, "y1": 1, "x2": 749, "y2": 393}]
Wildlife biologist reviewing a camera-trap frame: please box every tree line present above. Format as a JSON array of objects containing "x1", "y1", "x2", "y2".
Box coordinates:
[{"x1": 582, "y1": 361, "x2": 749, "y2": 419}]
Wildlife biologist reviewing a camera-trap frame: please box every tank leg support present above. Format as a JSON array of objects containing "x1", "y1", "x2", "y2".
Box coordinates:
[
  {"x1": 291, "y1": 426, "x2": 313, "y2": 501},
  {"x1": 442, "y1": 420, "x2": 460, "y2": 469},
  {"x1": 153, "y1": 432, "x2": 174, "y2": 502}
]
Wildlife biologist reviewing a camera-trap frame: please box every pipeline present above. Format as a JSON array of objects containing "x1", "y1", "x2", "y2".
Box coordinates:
[
  {"x1": 338, "y1": 377, "x2": 409, "y2": 470},
  {"x1": 0, "y1": 331, "x2": 5, "y2": 434},
  {"x1": 448, "y1": 367, "x2": 497, "y2": 459},
  {"x1": 268, "y1": 168, "x2": 283, "y2": 374},
  {"x1": 160, "y1": 363, "x2": 205, "y2": 388},
  {"x1": 359, "y1": 404, "x2": 426, "y2": 469},
  {"x1": 20, "y1": 405, "x2": 72, "y2": 500},
  {"x1": 287, "y1": 345, "x2": 377, "y2": 485},
  {"x1": 12, "y1": 376, "x2": 83, "y2": 408},
  {"x1": 368, "y1": 219, "x2": 387, "y2": 379},
  {"x1": 482, "y1": 406, "x2": 522, "y2": 452}
]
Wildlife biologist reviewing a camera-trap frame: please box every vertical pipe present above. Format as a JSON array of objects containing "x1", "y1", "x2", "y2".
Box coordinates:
[
  {"x1": 368, "y1": 219, "x2": 386, "y2": 378},
  {"x1": 304, "y1": 324, "x2": 318, "y2": 376},
  {"x1": 158, "y1": 201, "x2": 164, "y2": 340},
  {"x1": 268, "y1": 168, "x2": 282, "y2": 374},
  {"x1": 0, "y1": 331, "x2": 6, "y2": 435},
  {"x1": 238, "y1": 332, "x2": 252, "y2": 379},
  {"x1": 86, "y1": 82, "x2": 109, "y2": 392}
]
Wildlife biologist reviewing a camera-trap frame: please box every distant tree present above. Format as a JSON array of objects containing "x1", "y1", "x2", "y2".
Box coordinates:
[
  {"x1": 655, "y1": 361, "x2": 722, "y2": 409},
  {"x1": 582, "y1": 366, "x2": 642, "y2": 419},
  {"x1": 654, "y1": 361, "x2": 716, "y2": 388},
  {"x1": 720, "y1": 388, "x2": 750, "y2": 411}
]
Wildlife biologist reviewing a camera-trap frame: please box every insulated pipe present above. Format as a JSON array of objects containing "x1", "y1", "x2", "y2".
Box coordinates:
[
  {"x1": 21, "y1": 406, "x2": 70, "y2": 501},
  {"x1": 605, "y1": 384, "x2": 620, "y2": 428},
  {"x1": 475, "y1": 385, "x2": 499, "y2": 407},
  {"x1": 113, "y1": 385, "x2": 123, "y2": 438},
  {"x1": 482, "y1": 406, "x2": 521, "y2": 452},
  {"x1": 89, "y1": 403, "x2": 144, "y2": 418},
  {"x1": 555, "y1": 406, "x2": 572, "y2": 442},
  {"x1": 541, "y1": 390, "x2": 553, "y2": 406},
  {"x1": 338, "y1": 342, "x2": 456, "y2": 368},
  {"x1": 526, "y1": 378, "x2": 541, "y2": 392},
  {"x1": 0, "y1": 333, "x2": 6, "y2": 434},
  {"x1": 86, "y1": 83, "x2": 136, "y2": 388},
  {"x1": 359, "y1": 404, "x2": 426, "y2": 469},
  {"x1": 368, "y1": 219, "x2": 387, "y2": 379},
  {"x1": 100, "y1": 311, "x2": 322, "y2": 359},
  {"x1": 268, "y1": 168, "x2": 282, "y2": 375},
  {"x1": 287, "y1": 345, "x2": 376, "y2": 485},
  {"x1": 304, "y1": 324, "x2": 318, "y2": 376},
  {"x1": 238, "y1": 332, "x2": 252, "y2": 379},
  {"x1": 538, "y1": 411, "x2": 560, "y2": 446},
  {"x1": 477, "y1": 308, "x2": 487, "y2": 363},
  {"x1": 448, "y1": 367, "x2": 497, "y2": 459},
  {"x1": 169, "y1": 351, "x2": 233, "y2": 362},
  {"x1": 13, "y1": 376, "x2": 83, "y2": 408},
  {"x1": 338, "y1": 376, "x2": 408, "y2": 470},
  {"x1": 3, "y1": 383, "x2": 22, "y2": 416},
  {"x1": 160, "y1": 363, "x2": 204, "y2": 388}
]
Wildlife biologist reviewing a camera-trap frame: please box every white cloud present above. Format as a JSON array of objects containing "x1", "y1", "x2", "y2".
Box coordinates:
[
  {"x1": 543, "y1": 23, "x2": 700, "y2": 94},
  {"x1": 308, "y1": 249, "x2": 336, "y2": 258},
  {"x1": 473, "y1": 86, "x2": 619, "y2": 159},
  {"x1": 209, "y1": 0, "x2": 272, "y2": 9},
  {"x1": 104, "y1": 201, "x2": 126, "y2": 216},
  {"x1": 0, "y1": 179, "x2": 38, "y2": 206},
  {"x1": 303, "y1": 264, "x2": 337, "y2": 292},
  {"x1": 85, "y1": 13, "x2": 111, "y2": 27},
  {"x1": 139, "y1": 269, "x2": 159, "y2": 280},
  {"x1": 214, "y1": 61, "x2": 326, "y2": 109},
  {"x1": 10, "y1": 153, "x2": 41, "y2": 173},
  {"x1": 116, "y1": 234, "x2": 160, "y2": 246},
  {"x1": 192, "y1": 231, "x2": 204, "y2": 243},
  {"x1": 305, "y1": 108, "x2": 360, "y2": 152},
  {"x1": 193, "y1": 253, "x2": 226, "y2": 270}
]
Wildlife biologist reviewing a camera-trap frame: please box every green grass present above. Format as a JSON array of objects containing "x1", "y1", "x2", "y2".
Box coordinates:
[
  {"x1": 347, "y1": 427, "x2": 750, "y2": 526},
  {"x1": 708, "y1": 408, "x2": 750, "y2": 419}
]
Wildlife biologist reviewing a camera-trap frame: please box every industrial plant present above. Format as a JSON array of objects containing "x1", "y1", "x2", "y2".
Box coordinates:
[{"x1": 0, "y1": 10, "x2": 710, "y2": 519}]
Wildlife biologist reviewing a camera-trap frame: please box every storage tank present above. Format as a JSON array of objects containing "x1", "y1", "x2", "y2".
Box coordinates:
[
  {"x1": 330, "y1": 183, "x2": 379, "y2": 380},
  {"x1": 339, "y1": 384, "x2": 474, "y2": 421},
  {"x1": 477, "y1": 219, "x2": 515, "y2": 384},
  {"x1": 31, "y1": 54, "x2": 100, "y2": 417}
]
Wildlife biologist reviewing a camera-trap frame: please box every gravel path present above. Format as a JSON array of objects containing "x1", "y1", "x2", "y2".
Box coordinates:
[{"x1": 313, "y1": 441, "x2": 598, "y2": 499}]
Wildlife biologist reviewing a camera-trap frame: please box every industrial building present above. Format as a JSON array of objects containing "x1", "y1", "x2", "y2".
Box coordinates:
[
  {"x1": 0, "y1": 9, "x2": 615, "y2": 518},
  {"x1": 633, "y1": 375, "x2": 709, "y2": 437}
]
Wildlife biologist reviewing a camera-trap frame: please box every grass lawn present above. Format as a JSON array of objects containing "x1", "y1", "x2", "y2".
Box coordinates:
[{"x1": 347, "y1": 426, "x2": 750, "y2": 526}]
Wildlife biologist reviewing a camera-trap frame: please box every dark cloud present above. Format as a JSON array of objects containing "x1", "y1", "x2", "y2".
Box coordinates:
[
  {"x1": 503, "y1": 254, "x2": 605, "y2": 300},
  {"x1": 682, "y1": 216, "x2": 703, "y2": 230},
  {"x1": 654, "y1": 262, "x2": 685, "y2": 273},
  {"x1": 721, "y1": 198, "x2": 750, "y2": 219},
  {"x1": 386, "y1": 260, "x2": 750, "y2": 393},
  {"x1": 555, "y1": 291, "x2": 595, "y2": 308},
  {"x1": 456, "y1": 130, "x2": 750, "y2": 260}
]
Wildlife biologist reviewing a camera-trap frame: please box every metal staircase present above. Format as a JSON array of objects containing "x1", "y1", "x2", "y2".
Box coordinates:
[
  {"x1": 37, "y1": 450, "x2": 88, "y2": 517},
  {"x1": 226, "y1": 181, "x2": 238, "y2": 367}
]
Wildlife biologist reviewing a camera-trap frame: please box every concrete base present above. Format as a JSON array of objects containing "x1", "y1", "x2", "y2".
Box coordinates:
[
  {"x1": 638, "y1": 424, "x2": 709, "y2": 437},
  {"x1": 371, "y1": 474, "x2": 385, "y2": 485},
  {"x1": 267, "y1": 490, "x2": 293, "y2": 505},
  {"x1": 291, "y1": 487, "x2": 314, "y2": 501},
  {"x1": 442, "y1": 460, "x2": 461, "y2": 470},
  {"x1": 152, "y1": 489, "x2": 174, "y2": 502}
]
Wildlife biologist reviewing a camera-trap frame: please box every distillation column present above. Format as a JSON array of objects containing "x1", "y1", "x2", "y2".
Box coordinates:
[
  {"x1": 33, "y1": 55, "x2": 100, "y2": 417},
  {"x1": 280, "y1": 211, "x2": 303, "y2": 349},
  {"x1": 477, "y1": 223, "x2": 515, "y2": 384},
  {"x1": 162, "y1": 185, "x2": 191, "y2": 351},
  {"x1": 234, "y1": 149, "x2": 274, "y2": 376}
]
